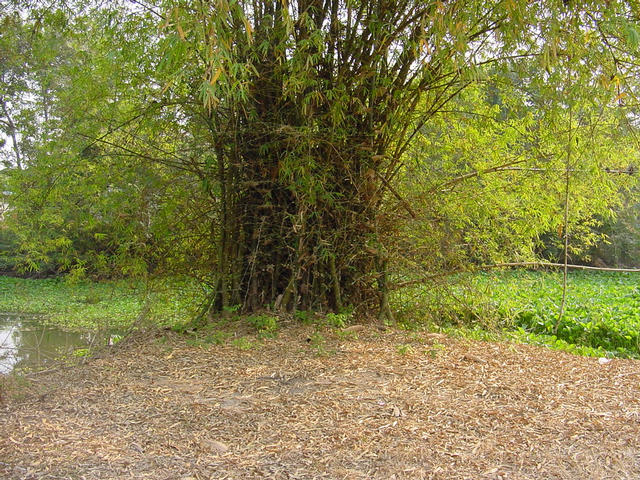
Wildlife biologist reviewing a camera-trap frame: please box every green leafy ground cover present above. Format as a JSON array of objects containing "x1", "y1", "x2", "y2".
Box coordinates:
[
  {"x1": 2, "y1": 272, "x2": 639, "y2": 358},
  {"x1": 393, "y1": 271, "x2": 640, "y2": 358},
  {"x1": 0, "y1": 276, "x2": 206, "y2": 331},
  {"x1": 472, "y1": 271, "x2": 640, "y2": 358}
]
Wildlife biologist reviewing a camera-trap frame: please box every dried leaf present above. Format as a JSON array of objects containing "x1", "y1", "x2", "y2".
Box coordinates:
[
  {"x1": 202, "y1": 439, "x2": 229, "y2": 453},
  {"x1": 342, "y1": 325, "x2": 365, "y2": 333}
]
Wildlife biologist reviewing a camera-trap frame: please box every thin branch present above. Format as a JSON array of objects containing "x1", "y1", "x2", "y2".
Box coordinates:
[
  {"x1": 555, "y1": 89, "x2": 572, "y2": 335},
  {"x1": 76, "y1": 133, "x2": 195, "y2": 173},
  {"x1": 127, "y1": 0, "x2": 165, "y2": 20},
  {"x1": 373, "y1": 168, "x2": 416, "y2": 219},
  {"x1": 431, "y1": 157, "x2": 528, "y2": 192},
  {"x1": 0, "y1": 96, "x2": 22, "y2": 169},
  {"x1": 392, "y1": 262, "x2": 640, "y2": 290},
  {"x1": 489, "y1": 262, "x2": 640, "y2": 272}
]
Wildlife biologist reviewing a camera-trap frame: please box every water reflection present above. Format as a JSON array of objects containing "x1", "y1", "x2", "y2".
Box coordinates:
[{"x1": 0, "y1": 313, "x2": 116, "y2": 374}]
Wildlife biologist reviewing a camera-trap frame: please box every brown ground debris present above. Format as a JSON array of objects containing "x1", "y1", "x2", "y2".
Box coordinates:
[{"x1": 1, "y1": 324, "x2": 640, "y2": 479}]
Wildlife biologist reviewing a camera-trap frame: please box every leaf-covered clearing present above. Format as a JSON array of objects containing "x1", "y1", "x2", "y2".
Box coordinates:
[{"x1": 2, "y1": 325, "x2": 639, "y2": 479}]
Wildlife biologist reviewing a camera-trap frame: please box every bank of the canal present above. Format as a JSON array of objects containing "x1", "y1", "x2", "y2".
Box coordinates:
[
  {"x1": 0, "y1": 275, "x2": 206, "y2": 373},
  {"x1": 0, "y1": 313, "x2": 121, "y2": 374}
]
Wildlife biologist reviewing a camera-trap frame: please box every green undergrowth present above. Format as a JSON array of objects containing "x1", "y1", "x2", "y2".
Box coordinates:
[
  {"x1": 175, "y1": 309, "x2": 357, "y2": 354},
  {"x1": 413, "y1": 322, "x2": 619, "y2": 358},
  {"x1": 0, "y1": 275, "x2": 206, "y2": 331},
  {"x1": 4, "y1": 271, "x2": 639, "y2": 360},
  {"x1": 394, "y1": 270, "x2": 640, "y2": 359},
  {"x1": 483, "y1": 271, "x2": 640, "y2": 358}
]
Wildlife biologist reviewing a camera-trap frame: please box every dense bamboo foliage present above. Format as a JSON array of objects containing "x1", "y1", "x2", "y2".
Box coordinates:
[{"x1": 2, "y1": 0, "x2": 640, "y2": 319}]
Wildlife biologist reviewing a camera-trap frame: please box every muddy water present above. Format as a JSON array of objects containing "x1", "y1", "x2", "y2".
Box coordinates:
[{"x1": 0, "y1": 313, "x2": 118, "y2": 374}]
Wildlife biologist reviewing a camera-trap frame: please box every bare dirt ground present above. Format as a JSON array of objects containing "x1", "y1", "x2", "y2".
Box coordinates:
[{"x1": 2, "y1": 324, "x2": 640, "y2": 480}]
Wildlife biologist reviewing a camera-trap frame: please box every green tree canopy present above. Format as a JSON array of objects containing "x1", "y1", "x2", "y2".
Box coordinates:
[{"x1": 2, "y1": 0, "x2": 640, "y2": 319}]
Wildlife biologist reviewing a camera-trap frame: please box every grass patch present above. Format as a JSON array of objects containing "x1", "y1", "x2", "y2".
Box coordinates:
[
  {"x1": 4, "y1": 271, "x2": 639, "y2": 359},
  {"x1": 478, "y1": 271, "x2": 640, "y2": 358},
  {"x1": 395, "y1": 270, "x2": 640, "y2": 358},
  {"x1": 0, "y1": 275, "x2": 206, "y2": 331},
  {"x1": 230, "y1": 337, "x2": 258, "y2": 350}
]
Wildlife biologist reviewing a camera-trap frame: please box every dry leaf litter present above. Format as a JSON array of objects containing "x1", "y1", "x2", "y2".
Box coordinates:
[{"x1": 1, "y1": 324, "x2": 640, "y2": 479}]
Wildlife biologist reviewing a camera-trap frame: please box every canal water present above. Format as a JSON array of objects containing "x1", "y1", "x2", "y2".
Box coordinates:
[{"x1": 0, "y1": 313, "x2": 118, "y2": 374}]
